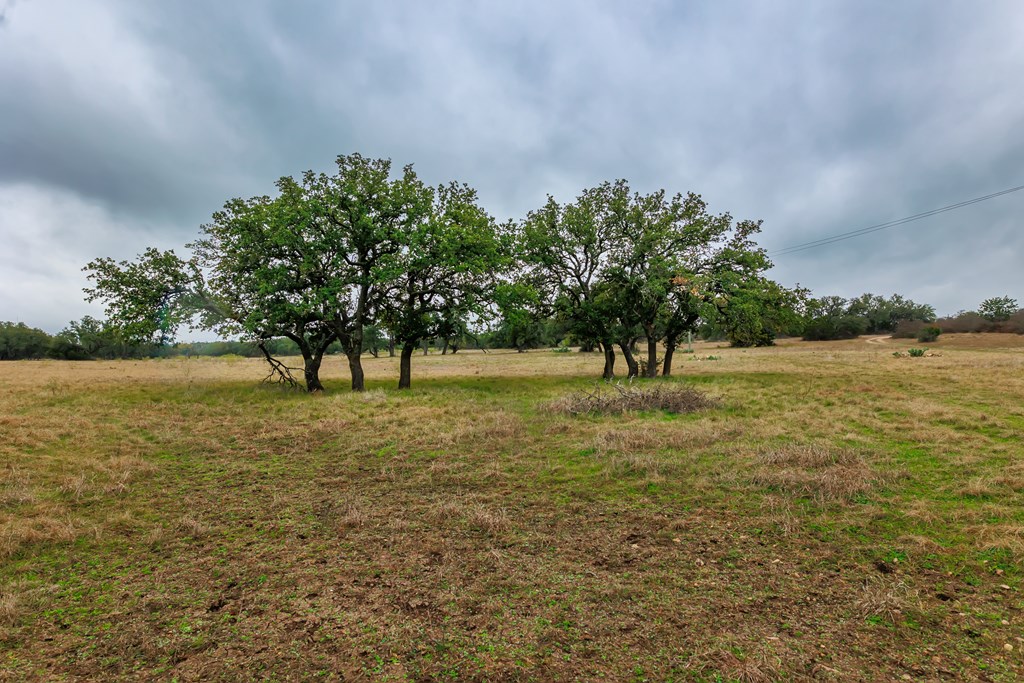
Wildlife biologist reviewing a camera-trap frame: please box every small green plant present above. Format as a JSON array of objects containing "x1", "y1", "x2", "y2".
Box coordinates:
[
  {"x1": 552, "y1": 345, "x2": 571, "y2": 354},
  {"x1": 907, "y1": 348, "x2": 926, "y2": 357},
  {"x1": 892, "y1": 351, "x2": 905, "y2": 358},
  {"x1": 916, "y1": 326, "x2": 941, "y2": 343}
]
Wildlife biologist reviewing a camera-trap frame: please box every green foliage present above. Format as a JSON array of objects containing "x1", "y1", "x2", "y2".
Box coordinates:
[
  {"x1": 803, "y1": 293, "x2": 935, "y2": 341},
  {"x1": 0, "y1": 322, "x2": 53, "y2": 360},
  {"x1": 520, "y1": 179, "x2": 787, "y2": 374},
  {"x1": 978, "y1": 296, "x2": 1018, "y2": 322},
  {"x1": 802, "y1": 315, "x2": 868, "y2": 341},
  {"x1": 908, "y1": 348, "x2": 926, "y2": 357},
  {"x1": 715, "y1": 277, "x2": 808, "y2": 347},
  {"x1": 83, "y1": 248, "x2": 201, "y2": 346},
  {"x1": 379, "y1": 179, "x2": 507, "y2": 366},
  {"x1": 916, "y1": 326, "x2": 941, "y2": 343},
  {"x1": 82, "y1": 154, "x2": 791, "y2": 385}
]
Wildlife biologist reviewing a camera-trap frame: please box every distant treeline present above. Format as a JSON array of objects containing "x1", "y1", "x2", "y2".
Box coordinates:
[
  {"x1": 4, "y1": 294, "x2": 1020, "y2": 361},
  {"x1": 801, "y1": 294, "x2": 1021, "y2": 341},
  {"x1": 0, "y1": 318, "x2": 278, "y2": 360},
  {"x1": 1, "y1": 318, "x2": 524, "y2": 361}
]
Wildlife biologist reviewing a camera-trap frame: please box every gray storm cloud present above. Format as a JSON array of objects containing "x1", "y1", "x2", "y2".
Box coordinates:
[{"x1": 1, "y1": 0, "x2": 1022, "y2": 332}]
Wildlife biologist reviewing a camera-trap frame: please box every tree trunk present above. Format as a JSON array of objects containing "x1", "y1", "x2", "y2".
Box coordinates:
[
  {"x1": 398, "y1": 343, "x2": 415, "y2": 389},
  {"x1": 619, "y1": 340, "x2": 639, "y2": 378},
  {"x1": 388, "y1": 336, "x2": 395, "y2": 358},
  {"x1": 441, "y1": 340, "x2": 449, "y2": 355},
  {"x1": 347, "y1": 352, "x2": 365, "y2": 392},
  {"x1": 299, "y1": 349, "x2": 325, "y2": 393},
  {"x1": 645, "y1": 337, "x2": 659, "y2": 378},
  {"x1": 601, "y1": 342, "x2": 616, "y2": 379},
  {"x1": 422, "y1": 340, "x2": 429, "y2": 356},
  {"x1": 662, "y1": 335, "x2": 677, "y2": 377}
]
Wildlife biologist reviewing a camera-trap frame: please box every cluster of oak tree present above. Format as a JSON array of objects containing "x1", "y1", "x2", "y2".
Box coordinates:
[{"x1": 85, "y1": 153, "x2": 796, "y2": 392}]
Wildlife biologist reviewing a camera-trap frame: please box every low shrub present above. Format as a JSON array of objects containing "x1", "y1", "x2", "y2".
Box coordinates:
[
  {"x1": 908, "y1": 348, "x2": 926, "y2": 357},
  {"x1": 936, "y1": 310, "x2": 1024, "y2": 335},
  {"x1": 550, "y1": 382, "x2": 717, "y2": 416},
  {"x1": 916, "y1": 326, "x2": 941, "y2": 343},
  {"x1": 892, "y1": 320, "x2": 924, "y2": 339},
  {"x1": 802, "y1": 315, "x2": 867, "y2": 341}
]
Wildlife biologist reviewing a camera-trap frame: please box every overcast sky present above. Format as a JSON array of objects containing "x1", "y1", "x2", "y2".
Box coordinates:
[{"x1": 2, "y1": 0, "x2": 1022, "y2": 334}]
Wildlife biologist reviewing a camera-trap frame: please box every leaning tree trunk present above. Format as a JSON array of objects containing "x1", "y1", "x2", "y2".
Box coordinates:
[
  {"x1": 398, "y1": 342, "x2": 416, "y2": 389},
  {"x1": 299, "y1": 348, "x2": 325, "y2": 393},
  {"x1": 601, "y1": 341, "x2": 616, "y2": 379},
  {"x1": 619, "y1": 340, "x2": 639, "y2": 379},
  {"x1": 662, "y1": 335, "x2": 677, "y2": 377}
]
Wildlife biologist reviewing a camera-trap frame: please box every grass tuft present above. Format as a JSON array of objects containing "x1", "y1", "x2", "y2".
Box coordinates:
[{"x1": 550, "y1": 381, "x2": 716, "y2": 416}]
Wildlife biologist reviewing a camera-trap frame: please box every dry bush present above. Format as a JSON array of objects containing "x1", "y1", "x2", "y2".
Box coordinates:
[
  {"x1": 428, "y1": 496, "x2": 465, "y2": 522},
  {"x1": 0, "y1": 465, "x2": 36, "y2": 507},
  {"x1": 855, "y1": 577, "x2": 919, "y2": 624},
  {"x1": 967, "y1": 524, "x2": 1024, "y2": 553},
  {"x1": 175, "y1": 514, "x2": 209, "y2": 538},
  {"x1": 0, "y1": 516, "x2": 81, "y2": 558},
  {"x1": 600, "y1": 453, "x2": 671, "y2": 483},
  {"x1": 760, "y1": 494, "x2": 799, "y2": 535},
  {"x1": 960, "y1": 477, "x2": 997, "y2": 498},
  {"x1": 57, "y1": 473, "x2": 93, "y2": 500},
  {"x1": 752, "y1": 444, "x2": 891, "y2": 503},
  {"x1": 688, "y1": 646, "x2": 782, "y2": 683},
  {"x1": 0, "y1": 585, "x2": 23, "y2": 627},
  {"x1": 592, "y1": 429, "x2": 664, "y2": 454},
  {"x1": 550, "y1": 382, "x2": 716, "y2": 416},
  {"x1": 938, "y1": 311, "x2": 1024, "y2": 335},
  {"x1": 994, "y1": 464, "x2": 1024, "y2": 492},
  {"x1": 468, "y1": 505, "x2": 510, "y2": 536},
  {"x1": 337, "y1": 503, "x2": 370, "y2": 529}
]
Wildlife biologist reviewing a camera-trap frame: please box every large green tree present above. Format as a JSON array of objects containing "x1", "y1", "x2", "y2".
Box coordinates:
[
  {"x1": 380, "y1": 181, "x2": 506, "y2": 389},
  {"x1": 522, "y1": 186, "x2": 620, "y2": 378},
  {"x1": 305, "y1": 154, "x2": 424, "y2": 391},
  {"x1": 190, "y1": 184, "x2": 340, "y2": 392}
]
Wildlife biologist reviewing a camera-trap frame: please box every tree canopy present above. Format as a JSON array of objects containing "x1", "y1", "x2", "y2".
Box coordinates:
[{"x1": 83, "y1": 153, "x2": 798, "y2": 390}]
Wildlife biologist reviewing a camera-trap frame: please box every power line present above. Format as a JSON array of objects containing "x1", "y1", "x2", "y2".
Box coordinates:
[{"x1": 770, "y1": 182, "x2": 1024, "y2": 257}]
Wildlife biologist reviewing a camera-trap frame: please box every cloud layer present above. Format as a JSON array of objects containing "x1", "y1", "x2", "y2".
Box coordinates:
[{"x1": 2, "y1": 0, "x2": 1022, "y2": 332}]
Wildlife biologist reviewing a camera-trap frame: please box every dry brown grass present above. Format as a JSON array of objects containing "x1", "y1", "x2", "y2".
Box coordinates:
[
  {"x1": 1, "y1": 338, "x2": 1022, "y2": 680},
  {"x1": 550, "y1": 381, "x2": 717, "y2": 416},
  {"x1": 855, "y1": 577, "x2": 920, "y2": 625},
  {"x1": 751, "y1": 444, "x2": 893, "y2": 502}
]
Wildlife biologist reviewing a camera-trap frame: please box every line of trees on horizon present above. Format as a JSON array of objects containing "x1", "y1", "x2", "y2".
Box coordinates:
[{"x1": 3, "y1": 295, "x2": 1020, "y2": 366}]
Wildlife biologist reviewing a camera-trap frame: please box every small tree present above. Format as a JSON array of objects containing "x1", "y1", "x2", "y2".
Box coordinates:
[{"x1": 978, "y1": 296, "x2": 1018, "y2": 322}]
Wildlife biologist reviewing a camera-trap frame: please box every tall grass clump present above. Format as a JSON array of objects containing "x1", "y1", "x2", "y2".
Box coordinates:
[{"x1": 550, "y1": 381, "x2": 716, "y2": 416}]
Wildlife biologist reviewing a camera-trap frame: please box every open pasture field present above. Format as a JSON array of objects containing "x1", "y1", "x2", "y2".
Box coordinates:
[{"x1": 1, "y1": 334, "x2": 1023, "y2": 681}]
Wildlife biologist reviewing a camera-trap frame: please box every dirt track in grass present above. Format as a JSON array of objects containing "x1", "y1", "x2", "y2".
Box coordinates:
[{"x1": 1, "y1": 334, "x2": 1022, "y2": 680}]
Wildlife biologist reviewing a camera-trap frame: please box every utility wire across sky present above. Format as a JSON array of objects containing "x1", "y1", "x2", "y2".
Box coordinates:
[{"x1": 770, "y1": 182, "x2": 1024, "y2": 257}]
